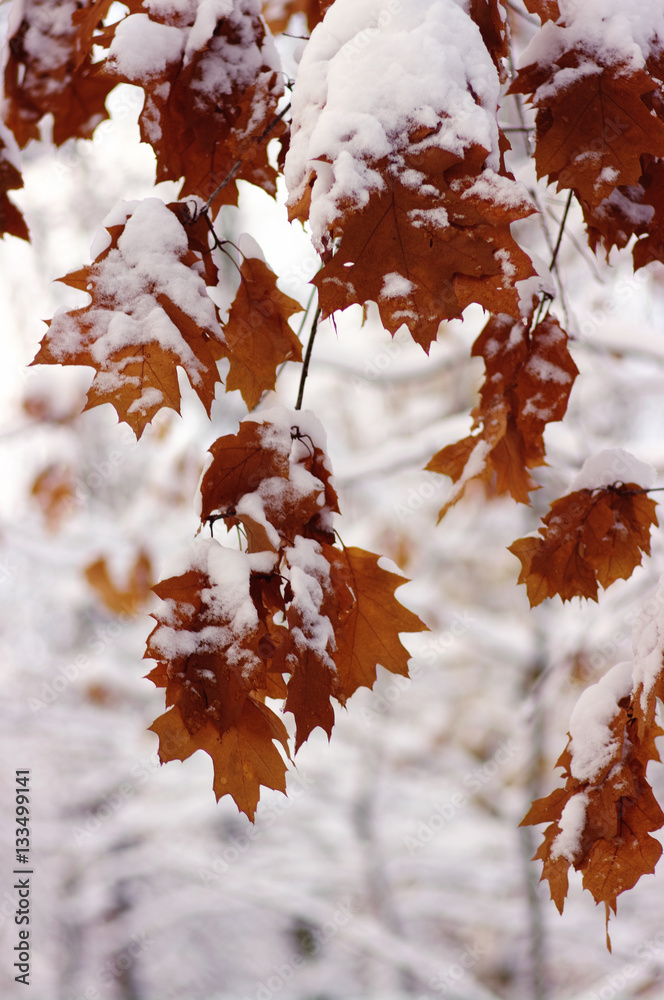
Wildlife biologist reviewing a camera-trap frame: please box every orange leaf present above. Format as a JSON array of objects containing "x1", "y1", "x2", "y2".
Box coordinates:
[
  {"x1": 85, "y1": 550, "x2": 153, "y2": 616},
  {"x1": 509, "y1": 485, "x2": 658, "y2": 606},
  {"x1": 427, "y1": 313, "x2": 578, "y2": 516},
  {"x1": 331, "y1": 546, "x2": 429, "y2": 702},
  {"x1": 149, "y1": 698, "x2": 288, "y2": 820},
  {"x1": 222, "y1": 255, "x2": 303, "y2": 410},
  {"x1": 101, "y1": 2, "x2": 284, "y2": 209},
  {"x1": 511, "y1": 59, "x2": 664, "y2": 208},
  {"x1": 32, "y1": 200, "x2": 225, "y2": 438},
  {"x1": 4, "y1": 0, "x2": 116, "y2": 147}
]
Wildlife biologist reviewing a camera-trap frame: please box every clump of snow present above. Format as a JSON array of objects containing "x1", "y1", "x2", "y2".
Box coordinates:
[
  {"x1": 285, "y1": 0, "x2": 531, "y2": 250},
  {"x1": 285, "y1": 536, "x2": 337, "y2": 667},
  {"x1": 551, "y1": 791, "x2": 589, "y2": 862},
  {"x1": 108, "y1": 14, "x2": 185, "y2": 79},
  {"x1": 567, "y1": 660, "x2": 633, "y2": 782},
  {"x1": 149, "y1": 538, "x2": 274, "y2": 676},
  {"x1": 519, "y1": 1, "x2": 664, "y2": 82},
  {"x1": 568, "y1": 448, "x2": 656, "y2": 493}
]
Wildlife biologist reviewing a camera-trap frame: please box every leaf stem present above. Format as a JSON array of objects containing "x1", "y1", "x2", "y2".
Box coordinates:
[
  {"x1": 197, "y1": 102, "x2": 291, "y2": 217},
  {"x1": 295, "y1": 306, "x2": 321, "y2": 411}
]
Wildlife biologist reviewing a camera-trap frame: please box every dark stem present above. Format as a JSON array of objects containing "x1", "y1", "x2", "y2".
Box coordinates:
[
  {"x1": 295, "y1": 306, "x2": 321, "y2": 411},
  {"x1": 197, "y1": 102, "x2": 291, "y2": 217},
  {"x1": 549, "y1": 190, "x2": 574, "y2": 272}
]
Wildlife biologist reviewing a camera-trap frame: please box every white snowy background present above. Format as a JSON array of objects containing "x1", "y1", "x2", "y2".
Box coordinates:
[{"x1": 2, "y1": 3, "x2": 664, "y2": 999}]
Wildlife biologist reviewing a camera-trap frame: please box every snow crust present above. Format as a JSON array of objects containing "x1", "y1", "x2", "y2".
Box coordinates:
[
  {"x1": 519, "y1": 1, "x2": 664, "y2": 82},
  {"x1": 567, "y1": 660, "x2": 633, "y2": 782},
  {"x1": 551, "y1": 791, "x2": 589, "y2": 862},
  {"x1": 285, "y1": 0, "x2": 525, "y2": 250},
  {"x1": 567, "y1": 448, "x2": 655, "y2": 493}
]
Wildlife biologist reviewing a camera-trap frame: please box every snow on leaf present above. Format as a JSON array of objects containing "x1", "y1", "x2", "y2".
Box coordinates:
[
  {"x1": 31, "y1": 199, "x2": 226, "y2": 438},
  {"x1": 4, "y1": 0, "x2": 116, "y2": 147},
  {"x1": 522, "y1": 636, "x2": 664, "y2": 922},
  {"x1": 100, "y1": 0, "x2": 284, "y2": 209},
  {"x1": 147, "y1": 412, "x2": 428, "y2": 810},
  {"x1": 511, "y1": 5, "x2": 664, "y2": 210},
  {"x1": 509, "y1": 484, "x2": 659, "y2": 607},
  {"x1": 286, "y1": 0, "x2": 535, "y2": 350},
  {"x1": 426, "y1": 313, "x2": 578, "y2": 516}
]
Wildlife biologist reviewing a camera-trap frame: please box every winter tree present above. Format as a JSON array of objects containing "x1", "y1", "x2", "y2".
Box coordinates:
[{"x1": 4, "y1": 1, "x2": 664, "y2": 998}]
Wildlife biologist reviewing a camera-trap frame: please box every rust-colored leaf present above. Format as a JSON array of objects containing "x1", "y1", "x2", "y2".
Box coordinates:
[
  {"x1": 149, "y1": 698, "x2": 288, "y2": 820},
  {"x1": 31, "y1": 200, "x2": 225, "y2": 438},
  {"x1": 101, "y1": 1, "x2": 284, "y2": 209},
  {"x1": 510, "y1": 484, "x2": 658, "y2": 606},
  {"x1": 427, "y1": 313, "x2": 578, "y2": 516},
  {"x1": 222, "y1": 255, "x2": 303, "y2": 410},
  {"x1": 85, "y1": 550, "x2": 153, "y2": 616}
]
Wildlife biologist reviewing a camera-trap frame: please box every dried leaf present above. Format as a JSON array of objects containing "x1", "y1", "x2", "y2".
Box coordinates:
[
  {"x1": 509, "y1": 485, "x2": 658, "y2": 606},
  {"x1": 85, "y1": 550, "x2": 153, "y2": 616},
  {"x1": 427, "y1": 313, "x2": 578, "y2": 516},
  {"x1": 101, "y1": 0, "x2": 284, "y2": 209},
  {"x1": 222, "y1": 255, "x2": 303, "y2": 410},
  {"x1": 31, "y1": 200, "x2": 225, "y2": 438}
]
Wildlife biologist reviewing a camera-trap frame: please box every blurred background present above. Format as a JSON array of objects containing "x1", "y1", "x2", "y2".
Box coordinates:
[{"x1": 3, "y1": 4, "x2": 664, "y2": 999}]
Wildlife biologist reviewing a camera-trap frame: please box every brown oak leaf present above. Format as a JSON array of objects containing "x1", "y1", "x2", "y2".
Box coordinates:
[
  {"x1": 150, "y1": 697, "x2": 289, "y2": 820},
  {"x1": 522, "y1": 637, "x2": 664, "y2": 935},
  {"x1": 31, "y1": 199, "x2": 225, "y2": 438},
  {"x1": 511, "y1": 57, "x2": 664, "y2": 209},
  {"x1": 101, "y1": 0, "x2": 284, "y2": 209},
  {"x1": 222, "y1": 254, "x2": 303, "y2": 410},
  {"x1": 427, "y1": 313, "x2": 578, "y2": 516},
  {"x1": 4, "y1": 0, "x2": 116, "y2": 147},
  {"x1": 509, "y1": 484, "x2": 658, "y2": 606}
]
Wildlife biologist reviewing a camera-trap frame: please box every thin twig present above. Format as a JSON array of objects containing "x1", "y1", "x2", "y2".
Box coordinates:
[
  {"x1": 197, "y1": 102, "x2": 291, "y2": 217},
  {"x1": 295, "y1": 307, "x2": 321, "y2": 411},
  {"x1": 549, "y1": 189, "x2": 574, "y2": 272}
]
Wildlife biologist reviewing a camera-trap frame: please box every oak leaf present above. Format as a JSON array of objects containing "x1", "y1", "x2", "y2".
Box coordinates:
[
  {"x1": 149, "y1": 698, "x2": 288, "y2": 821},
  {"x1": 147, "y1": 410, "x2": 428, "y2": 811},
  {"x1": 4, "y1": 0, "x2": 116, "y2": 147},
  {"x1": 511, "y1": 54, "x2": 664, "y2": 208},
  {"x1": 427, "y1": 313, "x2": 578, "y2": 516},
  {"x1": 101, "y1": 0, "x2": 284, "y2": 209},
  {"x1": 330, "y1": 546, "x2": 429, "y2": 702},
  {"x1": 522, "y1": 638, "x2": 664, "y2": 929},
  {"x1": 31, "y1": 199, "x2": 225, "y2": 438},
  {"x1": 222, "y1": 254, "x2": 304, "y2": 410},
  {"x1": 85, "y1": 550, "x2": 153, "y2": 616},
  {"x1": 509, "y1": 485, "x2": 658, "y2": 606},
  {"x1": 286, "y1": 2, "x2": 535, "y2": 350}
]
